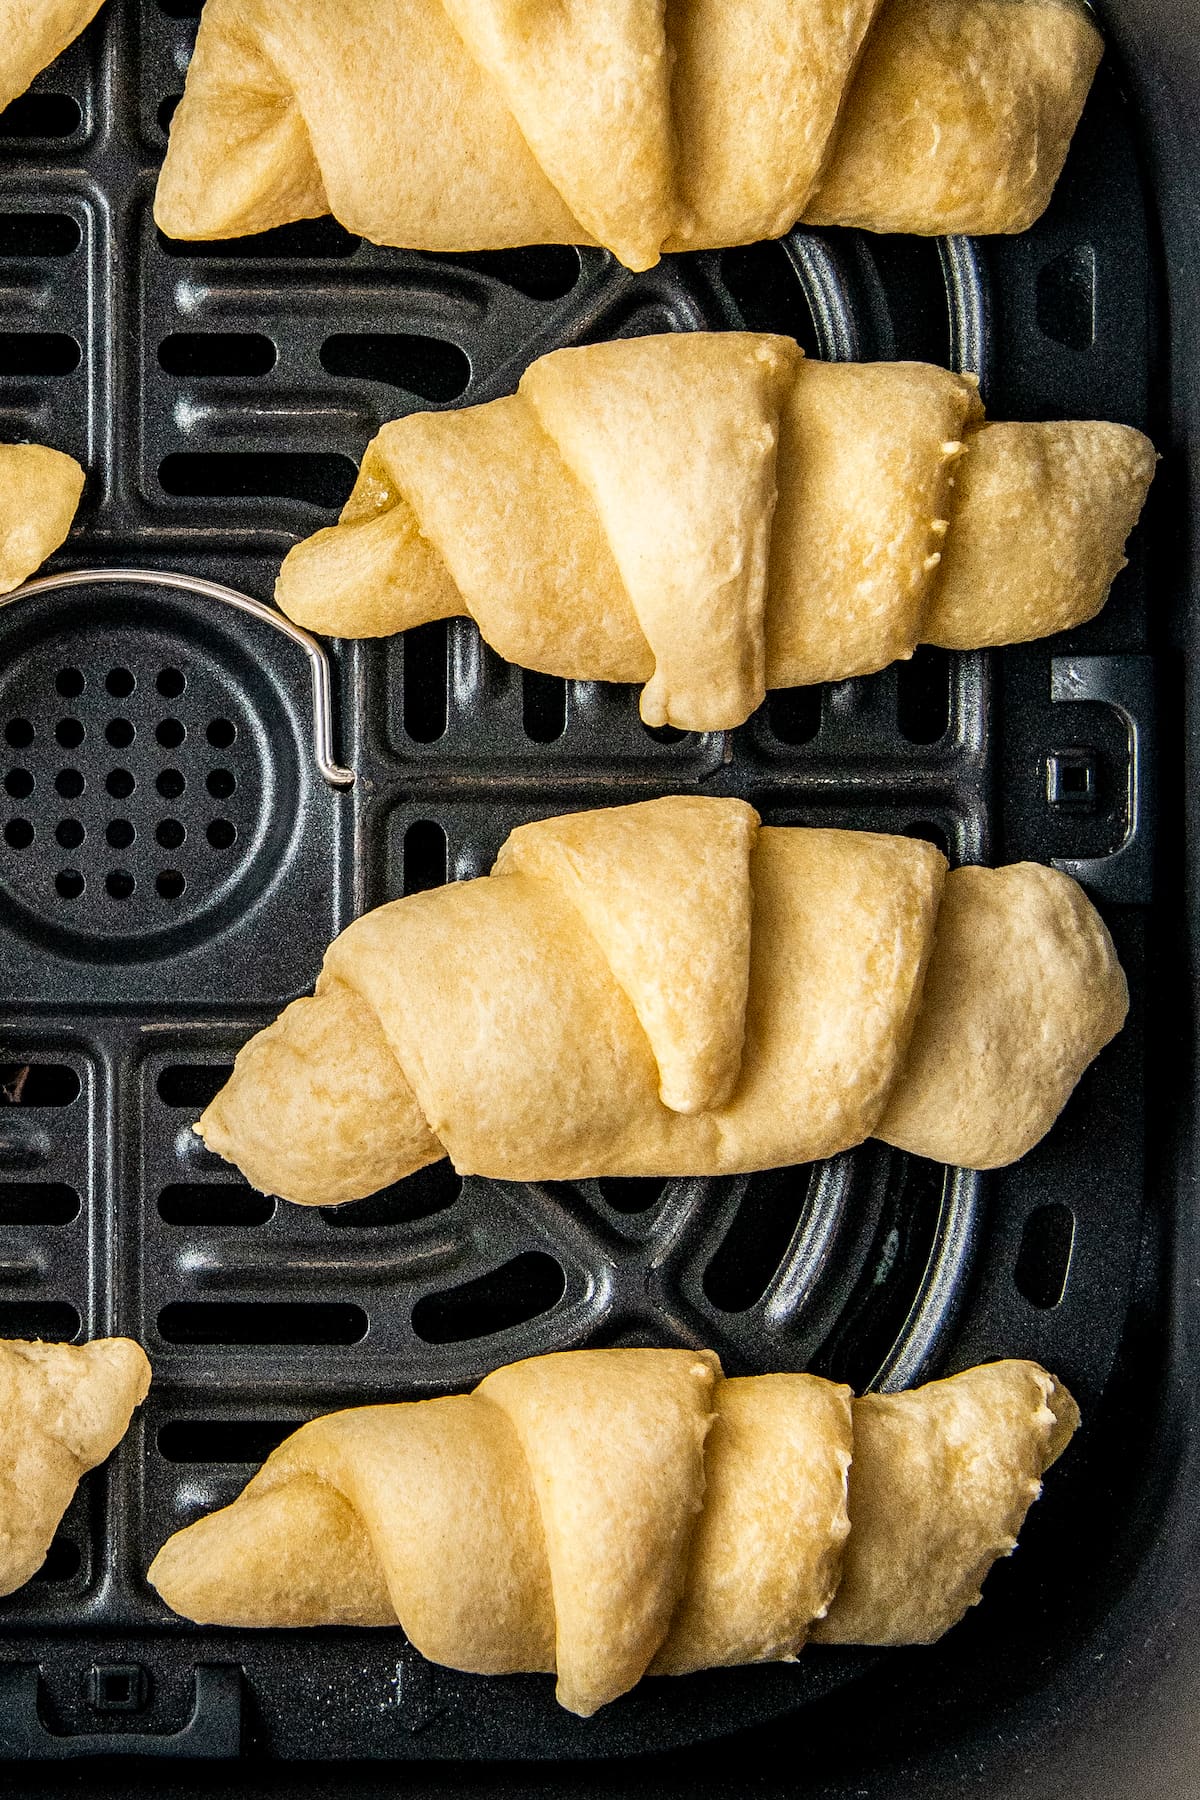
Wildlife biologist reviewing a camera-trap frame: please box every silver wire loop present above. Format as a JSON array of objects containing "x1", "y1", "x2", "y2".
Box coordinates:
[{"x1": 1, "y1": 567, "x2": 355, "y2": 789}]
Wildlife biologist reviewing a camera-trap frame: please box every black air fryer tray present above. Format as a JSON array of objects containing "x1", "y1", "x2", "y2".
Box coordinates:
[{"x1": 0, "y1": 0, "x2": 1195, "y2": 1790}]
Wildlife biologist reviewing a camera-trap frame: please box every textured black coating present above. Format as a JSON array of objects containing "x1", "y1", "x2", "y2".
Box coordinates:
[{"x1": 0, "y1": 0, "x2": 1173, "y2": 1780}]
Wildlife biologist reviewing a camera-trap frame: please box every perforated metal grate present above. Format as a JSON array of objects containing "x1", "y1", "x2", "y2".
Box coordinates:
[
  {"x1": 0, "y1": 628, "x2": 258, "y2": 946},
  {"x1": 0, "y1": 0, "x2": 1161, "y2": 1765}
]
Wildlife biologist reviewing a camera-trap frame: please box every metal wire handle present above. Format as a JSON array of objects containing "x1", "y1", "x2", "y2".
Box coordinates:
[{"x1": 0, "y1": 567, "x2": 354, "y2": 789}]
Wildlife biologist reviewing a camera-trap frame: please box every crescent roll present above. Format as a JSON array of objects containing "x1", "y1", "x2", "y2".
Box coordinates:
[
  {"x1": 0, "y1": 1, "x2": 105, "y2": 119},
  {"x1": 0, "y1": 444, "x2": 85, "y2": 594},
  {"x1": 194, "y1": 796, "x2": 1129, "y2": 1207},
  {"x1": 153, "y1": 0, "x2": 1102, "y2": 263},
  {"x1": 0, "y1": 1336, "x2": 151, "y2": 1597},
  {"x1": 148, "y1": 1349, "x2": 1079, "y2": 1716},
  {"x1": 273, "y1": 334, "x2": 1156, "y2": 732}
]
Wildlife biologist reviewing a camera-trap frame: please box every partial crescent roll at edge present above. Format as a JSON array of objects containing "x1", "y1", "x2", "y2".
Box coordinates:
[
  {"x1": 0, "y1": 444, "x2": 85, "y2": 593},
  {"x1": 0, "y1": 1337, "x2": 151, "y2": 1596},
  {"x1": 196, "y1": 797, "x2": 1128, "y2": 1207},
  {"x1": 274, "y1": 334, "x2": 1156, "y2": 732},
  {"x1": 148, "y1": 1349, "x2": 1080, "y2": 1717},
  {"x1": 154, "y1": 0, "x2": 1102, "y2": 264},
  {"x1": 0, "y1": 0, "x2": 106, "y2": 118}
]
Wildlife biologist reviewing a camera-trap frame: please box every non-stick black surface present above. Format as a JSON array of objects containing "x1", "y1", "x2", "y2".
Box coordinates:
[{"x1": 0, "y1": 0, "x2": 1171, "y2": 1772}]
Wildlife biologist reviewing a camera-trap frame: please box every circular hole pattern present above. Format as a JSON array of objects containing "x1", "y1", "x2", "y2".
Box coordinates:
[{"x1": 1, "y1": 645, "x2": 257, "y2": 936}]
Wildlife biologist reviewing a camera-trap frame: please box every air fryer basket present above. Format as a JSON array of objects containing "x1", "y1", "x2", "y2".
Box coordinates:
[{"x1": 0, "y1": 0, "x2": 1192, "y2": 1788}]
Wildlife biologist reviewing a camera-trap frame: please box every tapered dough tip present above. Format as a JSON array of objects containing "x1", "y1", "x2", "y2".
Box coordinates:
[
  {"x1": 1043, "y1": 1372, "x2": 1082, "y2": 1466},
  {"x1": 0, "y1": 1, "x2": 108, "y2": 117},
  {"x1": 0, "y1": 1335, "x2": 152, "y2": 1598},
  {"x1": 811, "y1": 1357, "x2": 1082, "y2": 1648},
  {"x1": 876, "y1": 860, "x2": 1128, "y2": 1169},
  {"x1": 0, "y1": 442, "x2": 86, "y2": 594}
]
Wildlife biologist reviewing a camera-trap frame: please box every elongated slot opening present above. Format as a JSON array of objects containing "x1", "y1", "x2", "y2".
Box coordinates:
[
  {"x1": 158, "y1": 1303, "x2": 368, "y2": 1345},
  {"x1": 412, "y1": 1253, "x2": 565, "y2": 1344},
  {"x1": 157, "y1": 1419, "x2": 298, "y2": 1463},
  {"x1": 0, "y1": 1183, "x2": 80, "y2": 1223},
  {"x1": 156, "y1": 1065, "x2": 231, "y2": 1108}
]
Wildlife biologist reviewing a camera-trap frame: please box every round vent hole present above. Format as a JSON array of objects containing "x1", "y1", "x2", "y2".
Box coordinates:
[
  {"x1": 206, "y1": 768, "x2": 235, "y2": 798},
  {"x1": 105, "y1": 870, "x2": 134, "y2": 900},
  {"x1": 156, "y1": 719, "x2": 185, "y2": 748},
  {"x1": 156, "y1": 768, "x2": 185, "y2": 799},
  {"x1": 206, "y1": 819, "x2": 236, "y2": 850},
  {"x1": 4, "y1": 818, "x2": 32, "y2": 848},
  {"x1": 106, "y1": 769, "x2": 134, "y2": 798},
  {"x1": 54, "y1": 670, "x2": 83, "y2": 698},
  {"x1": 55, "y1": 820, "x2": 84, "y2": 849},
  {"x1": 4, "y1": 769, "x2": 32, "y2": 798},
  {"x1": 55, "y1": 718, "x2": 83, "y2": 748},
  {"x1": 4, "y1": 720, "x2": 33, "y2": 748},
  {"x1": 206, "y1": 718, "x2": 236, "y2": 748},
  {"x1": 105, "y1": 718, "x2": 135, "y2": 748},
  {"x1": 156, "y1": 870, "x2": 185, "y2": 900},
  {"x1": 105, "y1": 820, "x2": 134, "y2": 850},
  {"x1": 55, "y1": 869, "x2": 83, "y2": 899},
  {"x1": 156, "y1": 668, "x2": 185, "y2": 698},
  {"x1": 55, "y1": 769, "x2": 83, "y2": 798},
  {"x1": 157, "y1": 819, "x2": 185, "y2": 849},
  {"x1": 105, "y1": 668, "x2": 135, "y2": 698}
]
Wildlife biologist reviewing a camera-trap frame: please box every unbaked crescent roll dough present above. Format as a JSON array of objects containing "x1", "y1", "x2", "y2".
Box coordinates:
[
  {"x1": 0, "y1": 1336, "x2": 151, "y2": 1596},
  {"x1": 153, "y1": 0, "x2": 1102, "y2": 262},
  {"x1": 195, "y1": 797, "x2": 1128, "y2": 1207},
  {"x1": 147, "y1": 1350, "x2": 1078, "y2": 1715},
  {"x1": 273, "y1": 334, "x2": 1155, "y2": 732},
  {"x1": 813, "y1": 1360, "x2": 1080, "y2": 1644},
  {"x1": 804, "y1": 0, "x2": 1101, "y2": 238},
  {"x1": 0, "y1": 0, "x2": 105, "y2": 118},
  {"x1": 0, "y1": 444, "x2": 86, "y2": 594}
]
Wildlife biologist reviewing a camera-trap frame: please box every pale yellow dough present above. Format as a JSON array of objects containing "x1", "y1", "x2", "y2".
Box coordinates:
[
  {"x1": 195, "y1": 797, "x2": 1128, "y2": 1208},
  {"x1": 0, "y1": 443, "x2": 85, "y2": 593},
  {"x1": 154, "y1": 0, "x2": 1102, "y2": 261},
  {"x1": 148, "y1": 1350, "x2": 1078, "y2": 1715},
  {"x1": 0, "y1": 1336, "x2": 151, "y2": 1596},
  {"x1": 273, "y1": 334, "x2": 1155, "y2": 732},
  {"x1": 813, "y1": 1360, "x2": 1080, "y2": 1643},
  {"x1": 0, "y1": 0, "x2": 105, "y2": 118},
  {"x1": 875, "y1": 861, "x2": 1131, "y2": 1167},
  {"x1": 805, "y1": 0, "x2": 1102, "y2": 237}
]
